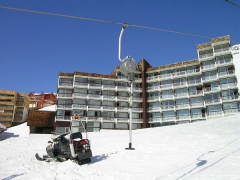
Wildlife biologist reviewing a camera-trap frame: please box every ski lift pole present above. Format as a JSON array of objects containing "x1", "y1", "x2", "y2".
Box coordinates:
[{"x1": 118, "y1": 23, "x2": 135, "y2": 150}]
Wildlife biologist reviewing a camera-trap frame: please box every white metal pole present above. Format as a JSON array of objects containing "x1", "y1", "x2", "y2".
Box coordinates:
[{"x1": 126, "y1": 78, "x2": 135, "y2": 150}]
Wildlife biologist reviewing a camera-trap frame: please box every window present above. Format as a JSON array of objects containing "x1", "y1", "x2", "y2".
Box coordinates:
[{"x1": 116, "y1": 112, "x2": 128, "y2": 118}]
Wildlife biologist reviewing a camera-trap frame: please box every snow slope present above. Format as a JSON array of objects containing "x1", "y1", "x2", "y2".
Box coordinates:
[{"x1": 0, "y1": 114, "x2": 239, "y2": 180}]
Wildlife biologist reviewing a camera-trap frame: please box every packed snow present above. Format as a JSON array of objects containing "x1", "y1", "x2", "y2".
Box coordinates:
[{"x1": 0, "y1": 114, "x2": 239, "y2": 180}]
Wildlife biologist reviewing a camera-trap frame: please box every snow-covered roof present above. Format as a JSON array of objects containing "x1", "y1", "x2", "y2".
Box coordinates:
[{"x1": 38, "y1": 105, "x2": 56, "y2": 111}]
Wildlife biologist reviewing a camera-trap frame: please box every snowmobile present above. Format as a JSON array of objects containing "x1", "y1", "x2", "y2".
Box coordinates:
[{"x1": 35, "y1": 114, "x2": 92, "y2": 165}]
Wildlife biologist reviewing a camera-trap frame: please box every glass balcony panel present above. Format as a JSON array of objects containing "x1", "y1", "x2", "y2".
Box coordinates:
[
  {"x1": 205, "y1": 98, "x2": 221, "y2": 104},
  {"x1": 208, "y1": 111, "x2": 222, "y2": 117}
]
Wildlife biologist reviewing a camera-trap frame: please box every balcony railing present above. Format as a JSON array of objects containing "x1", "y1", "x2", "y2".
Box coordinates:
[
  {"x1": 173, "y1": 82, "x2": 188, "y2": 88},
  {"x1": 160, "y1": 84, "x2": 173, "y2": 89},
  {"x1": 216, "y1": 58, "x2": 232, "y2": 66},
  {"x1": 199, "y1": 53, "x2": 214, "y2": 59},
  {"x1": 148, "y1": 106, "x2": 161, "y2": 111},
  {"x1": 55, "y1": 115, "x2": 71, "y2": 120},
  {"x1": 162, "y1": 116, "x2": 176, "y2": 121},
  {"x1": 148, "y1": 96, "x2": 159, "y2": 101},
  {"x1": 222, "y1": 95, "x2": 239, "y2": 101},
  {"x1": 220, "y1": 83, "x2": 236, "y2": 89},
  {"x1": 190, "y1": 102, "x2": 204, "y2": 107},
  {"x1": 59, "y1": 82, "x2": 73, "y2": 87},
  {"x1": 218, "y1": 70, "x2": 235, "y2": 77},
  {"x1": 177, "y1": 115, "x2": 191, "y2": 120},
  {"x1": 204, "y1": 86, "x2": 220, "y2": 93},
  {"x1": 201, "y1": 64, "x2": 216, "y2": 70},
  {"x1": 214, "y1": 47, "x2": 230, "y2": 54},
  {"x1": 188, "y1": 79, "x2": 202, "y2": 86},
  {"x1": 172, "y1": 71, "x2": 186, "y2": 77},
  {"x1": 202, "y1": 75, "x2": 218, "y2": 81},
  {"x1": 223, "y1": 109, "x2": 238, "y2": 115},
  {"x1": 189, "y1": 90, "x2": 203, "y2": 96},
  {"x1": 148, "y1": 117, "x2": 162, "y2": 123},
  {"x1": 147, "y1": 86, "x2": 160, "y2": 91},
  {"x1": 207, "y1": 111, "x2": 223, "y2": 117},
  {"x1": 175, "y1": 104, "x2": 190, "y2": 109},
  {"x1": 57, "y1": 104, "x2": 72, "y2": 109},
  {"x1": 175, "y1": 93, "x2": 188, "y2": 98},
  {"x1": 187, "y1": 69, "x2": 200, "y2": 75},
  {"x1": 161, "y1": 95, "x2": 174, "y2": 99},
  {"x1": 161, "y1": 105, "x2": 174, "y2": 110},
  {"x1": 205, "y1": 98, "x2": 221, "y2": 104}
]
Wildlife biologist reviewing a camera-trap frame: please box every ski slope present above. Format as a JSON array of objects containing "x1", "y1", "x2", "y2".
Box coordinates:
[{"x1": 0, "y1": 114, "x2": 239, "y2": 180}]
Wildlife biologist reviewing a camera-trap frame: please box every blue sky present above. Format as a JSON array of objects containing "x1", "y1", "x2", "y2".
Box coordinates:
[{"x1": 0, "y1": 0, "x2": 239, "y2": 94}]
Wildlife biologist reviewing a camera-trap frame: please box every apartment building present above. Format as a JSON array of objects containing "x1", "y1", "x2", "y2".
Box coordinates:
[
  {"x1": 28, "y1": 92, "x2": 57, "y2": 110},
  {"x1": 55, "y1": 35, "x2": 240, "y2": 132},
  {"x1": 0, "y1": 90, "x2": 30, "y2": 127}
]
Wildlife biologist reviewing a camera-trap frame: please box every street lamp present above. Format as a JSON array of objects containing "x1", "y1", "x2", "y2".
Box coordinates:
[{"x1": 118, "y1": 24, "x2": 136, "y2": 150}]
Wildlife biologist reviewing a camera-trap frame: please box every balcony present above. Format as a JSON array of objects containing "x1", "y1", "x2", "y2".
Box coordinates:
[
  {"x1": 102, "y1": 95, "x2": 115, "y2": 101},
  {"x1": 187, "y1": 79, "x2": 202, "y2": 86},
  {"x1": 58, "y1": 82, "x2": 73, "y2": 88},
  {"x1": 116, "y1": 118, "x2": 129, "y2": 123},
  {"x1": 148, "y1": 96, "x2": 160, "y2": 102},
  {"x1": 134, "y1": 78, "x2": 142, "y2": 83},
  {"x1": 161, "y1": 95, "x2": 174, "y2": 100},
  {"x1": 220, "y1": 83, "x2": 237, "y2": 90},
  {"x1": 177, "y1": 115, "x2": 191, "y2": 120},
  {"x1": 199, "y1": 53, "x2": 214, "y2": 61},
  {"x1": 132, "y1": 108, "x2": 143, "y2": 112},
  {"x1": 191, "y1": 114, "x2": 205, "y2": 120},
  {"x1": 204, "y1": 86, "x2": 220, "y2": 94},
  {"x1": 102, "y1": 85, "x2": 115, "y2": 90},
  {"x1": 116, "y1": 76, "x2": 128, "y2": 81},
  {"x1": 218, "y1": 70, "x2": 235, "y2": 78},
  {"x1": 72, "y1": 104, "x2": 87, "y2": 110},
  {"x1": 161, "y1": 105, "x2": 175, "y2": 111},
  {"x1": 202, "y1": 75, "x2": 218, "y2": 82},
  {"x1": 133, "y1": 87, "x2": 142, "y2": 92},
  {"x1": 175, "y1": 104, "x2": 190, "y2": 109},
  {"x1": 147, "y1": 86, "x2": 160, "y2": 92},
  {"x1": 159, "y1": 74, "x2": 172, "y2": 80},
  {"x1": 102, "y1": 106, "x2": 116, "y2": 111},
  {"x1": 173, "y1": 82, "x2": 188, "y2": 89},
  {"x1": 222, "y1": 95, "x2": 239, "y2": 102},
  {"x1": 57, "y1": 93, "x2": 72, "y2": 99},
  {"x1": 88, "y1": 105, "x2": 102, "y2": 111},
  {"x1": 148, "y1": 117, "x2": 162, "y2": 123},
  {"x1": 207, "y1": 111, "x2": 223, "y2": 117},
  {"x1": 116, "y1": 96, "x2": 129, "y2": 102},
  {"x1": 101, "y1": 117, "x2": 116, "y2": 122},
  {"x1": 190, "y1": 102, "x2": 205, "y2": 108},
  {"x1": 73, "y1": 82, "x2": 87, "y2": 88},
  {"x1": 216, "y1": 58, "x2": 233, "y2": 67},
  {"x1": 72, "y1": 93, "x2": 87, "y2": 99},
  {"x1": 162, "y1": 116, "x2": 176, "y2": 121},
  {"x1": 205, "y1": 98, "x2": 221, "y2": 105},
  {"x1": 57, "y1": 104, "x2": 72, "y2": 109},
  {"x1": 160, "y1": 84, "x2": 173, "y2": 90},
  {"x1": 201, "y1": 64, "x2": 217, "y2": 72},
  {"x1": 132, "y1": 118, "x2": 143, "y2": 123},
  {"x1": 189, "y1": 90, "x2": 203, "y2": 97},
  {"x1": 148, "y1": 106, "x2": 161, "y2": 112},
  {"x1": 146, "y1": 76, "x2": 159, "y2": 82},
  {"x1": 223, "y1": 109, "x2": 238, "y2": 115},
  {"x1": 172, "y1": 71, "x2": 187, "y2": 78},
  {"x1": 175, "y1": 93, "x2": 189, "y2": 99},
  {"x1": 89, "y1": 83, "x2": 102, "y2": 89},
  {"x1": 55, "y1": 115, "x2": 71, "y2": 121},
  {"x1": 117, "y1": 107, "x2": 129, "y2": 112},
  {"x1": 116, "y1": 86, "x2": 129, "y2": 92},
  {"x1": 88, "y1": 94, "x2": 102, "y2": 100},
  {"x1": 187, "y1": 69, "x2": 201, "y2": 76},
  {"x1": 132, "y1": 97, "x2": 142, "y2": 102},
  {"x1": 214, "y1": 47, "x2": 231, "y2": 56}
]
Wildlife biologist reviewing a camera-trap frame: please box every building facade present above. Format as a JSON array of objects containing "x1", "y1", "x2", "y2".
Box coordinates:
[
  {"x1": 28, "y1": 92, "x2": 57, "y2": 110},
  {"x1": 55, "y1": 35, "x2": 240, "y2": 133},
  {"x1": 0, "y1": 90, "x2": 30, "y2": 128}
]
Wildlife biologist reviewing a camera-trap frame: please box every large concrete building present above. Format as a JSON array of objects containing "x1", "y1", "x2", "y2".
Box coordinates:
[
  {"x1": 55, "y1": 35, "x2": 240, "y2": 133},
  {"x1": 0, "y1": 90, "x2": 30, "y2": 128}
]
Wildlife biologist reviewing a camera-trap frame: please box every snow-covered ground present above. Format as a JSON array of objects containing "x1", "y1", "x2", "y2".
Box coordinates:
[{"x1": 0, "y1": 114, "x2": 239, "y2": 180}]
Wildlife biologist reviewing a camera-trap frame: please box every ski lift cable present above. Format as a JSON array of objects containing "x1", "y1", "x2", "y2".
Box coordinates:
[{"x1": 0, "y1": 5, "x2": 239, "y2": 43}]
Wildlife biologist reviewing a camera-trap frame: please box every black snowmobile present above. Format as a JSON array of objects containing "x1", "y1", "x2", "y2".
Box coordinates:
[{"x1": 36, "y1": 115, "x2": 92, "y2": 165}]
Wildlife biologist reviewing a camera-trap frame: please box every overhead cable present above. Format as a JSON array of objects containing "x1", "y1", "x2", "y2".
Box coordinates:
[{"x1": 0, "y1": 4, "x2": 239, "y2": 43}]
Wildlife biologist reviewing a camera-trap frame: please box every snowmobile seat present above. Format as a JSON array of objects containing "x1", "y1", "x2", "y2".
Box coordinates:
[{"x1": 70, "y1": 132, "x2": 82, "y2": 140}]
